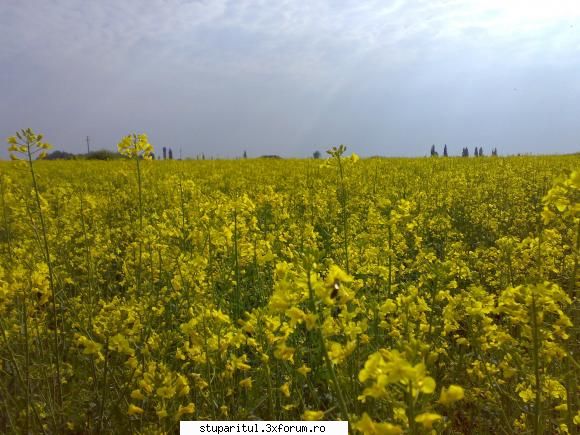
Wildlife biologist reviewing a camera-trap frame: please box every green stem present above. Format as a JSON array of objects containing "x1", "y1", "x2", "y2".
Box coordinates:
[
  {"x1": 337, "y1": 155, "x2": 350, "y2": 274},
  {"x1": 306, "y1": 267, "x2": 349, "y2": 422},
  {"x1": 407, "y1": 384, "x2": 418, "y2": 435},
  {"x1": 0, "y1": 380, "x2": 17, "y2": 433},
  {"x1": 136, "y1": 156, "x2": 143, "y2": 297},
  {"x1": 0, "y1": 318, "x2": 46, "y2": 433},
  {"x1": 98, "y1": 339, "x2": 110, "y2": 434},
  {"x1": 79, "y1": 193, "x2": 94, "y2": 327},
  {"x1": 27, "y1": 144, "x2": 63, "y2": 420},
  {"x1": 531, "y1": 292, "x2": 542, "y2": 435},
  {"x1": 22, "y1": 293, "x2": 30, "y2": 435},
  {"x1": 233, "y1": 210, "x2": 241, "y2": 320}
]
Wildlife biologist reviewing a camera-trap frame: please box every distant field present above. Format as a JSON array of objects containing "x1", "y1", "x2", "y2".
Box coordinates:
[{"x1": 1, "y1": 153, "x2": 578, "y2": 434}]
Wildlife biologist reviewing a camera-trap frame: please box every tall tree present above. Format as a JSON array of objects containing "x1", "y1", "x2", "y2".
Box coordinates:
[
  {"x1": 443, "y1": 144, "x2": 448, "y2": 157},
  {"x1": 162, "y1": 146, "x2": 167, "y2": 160},
  {"x1": 479, "y1": 147, "x2": 483, "y2": 157},
  {"x1": 474, "y1": 147, "x2": 479, "y2": 157},
  {"x1": 168, "y1": 148, "x2": 173, "y2": 160}
]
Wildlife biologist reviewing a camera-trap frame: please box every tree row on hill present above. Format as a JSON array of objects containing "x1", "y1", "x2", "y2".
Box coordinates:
[{"x1": 431, "y1": 145, "x2": 499, "y2": 157}]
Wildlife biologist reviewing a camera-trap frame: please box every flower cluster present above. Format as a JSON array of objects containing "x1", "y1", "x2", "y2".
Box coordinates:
[
  {"x1": 117, "y1": 133, "x2": 154, "y2": 159},
  {"x1": 1, "y1": 135, "x2": 578, "y2": 433},
  {"x1": 7, "y1": 128, "x2": 52, "y2": 160}
]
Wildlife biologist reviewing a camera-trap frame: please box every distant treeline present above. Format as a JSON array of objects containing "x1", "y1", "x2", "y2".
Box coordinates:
[
  {"x1": 430, "y1": 144, "x2": 499, "y2": 157},
  {"x1": 42, "y1": 150, "x2": 286, "y2": 161},
  {"x1": 44, "y1": 149, "x2": 123, "y2": 160}
]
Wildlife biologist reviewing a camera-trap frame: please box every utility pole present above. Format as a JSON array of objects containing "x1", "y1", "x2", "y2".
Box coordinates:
[{"x1": 86, "y1": 136, "x2": 90, "y2": 154}]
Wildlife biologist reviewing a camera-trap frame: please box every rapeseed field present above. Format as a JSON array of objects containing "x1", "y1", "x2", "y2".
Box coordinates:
[{"x1": 1, "y1": 131, "x2": 578, "y2": 433}]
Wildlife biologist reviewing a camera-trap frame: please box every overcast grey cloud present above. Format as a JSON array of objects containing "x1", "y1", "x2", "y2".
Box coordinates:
[{"x1": 1, "y1": 0, "x2": 579, "y2": 158}]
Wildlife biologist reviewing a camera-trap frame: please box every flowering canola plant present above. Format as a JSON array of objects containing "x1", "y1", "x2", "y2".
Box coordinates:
[{"x1": 0, "y1": 134, "x2": 578, "y2": 434}]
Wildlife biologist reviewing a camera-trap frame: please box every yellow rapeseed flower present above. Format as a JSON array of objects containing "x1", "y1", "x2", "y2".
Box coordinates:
[
  {"x1": 274, "y1": 342, "x2": 295, "y2": 363},
  {"x1": 117, "y1": 133, "x2": 154, "y2": 159},
  {"x1": 157, "y1": 385, "x2": 176, "y2": 399},
  {"x1": 176, "y1": 403, "x2": 195, "y2": 419},
  {"x1": 297, "y1": 364, "x2": 311, "y2": 376},
  {"x1": 239, "y1": 377, "x2": 253, "y2": 389},
  {"x1": 415, "y1": 412, "x2": 442, "y2": 429},
  {"x1": 280, "y1": 382, "x2": 291, "y2": 397},
  {"x1": 302, "y1": 410, "x2": 325, "y2": 421},
  {"x1": 353, "y1": 413, "x2": 402, "y2": 435},
  {"x1": 130, "y1": 389, "x2": 145, "y2": 400},
  {"x1": 127, "y1": 404, "x2": 144, "y2": 416},
  {"x1": 439, "y1": 385, "x2": 465, "y2": 406},
  {"x1": 78, "y1": 336, "x2": 103, "y2": 356}
]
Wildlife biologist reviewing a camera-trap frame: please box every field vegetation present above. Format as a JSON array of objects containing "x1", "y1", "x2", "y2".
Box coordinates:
[{"x1": 0, "y1": 130, "x2": 578, "y2": 434}]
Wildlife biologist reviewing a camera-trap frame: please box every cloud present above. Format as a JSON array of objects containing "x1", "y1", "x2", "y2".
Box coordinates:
[
  {"x1": 3, "y1": 0, "x2": 578, "y2": 77},
  {"x1": 1, "y1": 0, "x2": 579, "y2": 157}
]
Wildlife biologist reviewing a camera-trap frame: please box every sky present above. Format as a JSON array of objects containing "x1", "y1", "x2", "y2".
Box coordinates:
[{"x1": 1, "y1": 0, "x2": 579, "y2": 158}]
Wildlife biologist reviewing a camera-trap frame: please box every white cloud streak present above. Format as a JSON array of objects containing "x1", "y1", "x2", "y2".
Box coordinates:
[{"x1": 3, "y1": 0, "x2": 579, "y2": 75}]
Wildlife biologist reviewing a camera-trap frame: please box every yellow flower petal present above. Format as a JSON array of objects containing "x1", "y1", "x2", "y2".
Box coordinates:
[{"x1": 128, "y1": 404, "x2": 144, "y2": 416}]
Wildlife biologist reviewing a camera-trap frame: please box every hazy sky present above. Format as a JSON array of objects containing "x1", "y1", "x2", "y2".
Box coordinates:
[{"x1": 1, "y1": 0, "x2": 579, "y2": 158}]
